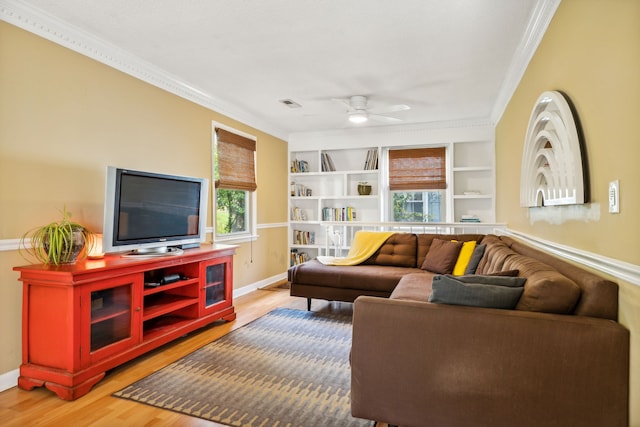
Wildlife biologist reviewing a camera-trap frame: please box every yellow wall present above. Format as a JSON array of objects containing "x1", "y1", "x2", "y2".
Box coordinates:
[
  {"x1": 0, "y1": 22, "x2": 288, "y2": 374},
  {"x1": 496, "y1": 0, "x2": 640, "y2": 424}
]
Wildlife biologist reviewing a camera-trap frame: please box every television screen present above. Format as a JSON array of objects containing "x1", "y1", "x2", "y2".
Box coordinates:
[{"x1": 103, "y1": 166, "x2": 209, "y2": 256}]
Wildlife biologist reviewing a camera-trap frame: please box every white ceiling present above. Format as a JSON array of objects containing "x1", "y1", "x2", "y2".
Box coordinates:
[{"x1": 2, "y1": 0, "x2": 559, "y2": 139}]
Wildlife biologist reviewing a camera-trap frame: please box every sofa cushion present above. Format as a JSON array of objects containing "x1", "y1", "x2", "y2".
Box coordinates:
[
  {"x1": 389, "y1": 272, "x2": 435, "y2": 302},
  {"x1": 421, "y1": 239, "x2": 463, "y2": 274},
  {"x1": 476, "y1": 238, "x2": 518, "y2": 274},
  {"x1": 288, "y1": 259, "x2": 421, "y2": 294},
  {"x1": 363, "y1": 233, "x2": 417, "y2": 267},
  {"x1": 456, "y1": 274, "x2": 527, "y2": 287},
  {"x1": 429, "y1": 274, "x2": 525, "y2": 309},
  {"x1": 452, "y1": 240, "x2": 477, "y2": 276},
  {"x1": 416, "y1": 234, "x2": 485, "y2": 268},
  {"x1": 502, "y1": 254, "x2": 581, "y2": 314},
  {"x1": 463, "y1": 243, "x2": 486, "y2": 275}
]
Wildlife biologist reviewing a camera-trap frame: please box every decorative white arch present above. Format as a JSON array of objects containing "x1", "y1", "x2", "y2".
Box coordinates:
[{"x1": 520, "y1": 91, "x2": 586, "y2": 207}]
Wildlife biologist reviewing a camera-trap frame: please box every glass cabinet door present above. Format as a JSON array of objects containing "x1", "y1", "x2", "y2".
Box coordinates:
[
  {"x1": 88, "y1": 275, "x2": 139, "y2": 363},
  {"x1": 204, "y1": 263, "x2": 226, "y2": 308}
]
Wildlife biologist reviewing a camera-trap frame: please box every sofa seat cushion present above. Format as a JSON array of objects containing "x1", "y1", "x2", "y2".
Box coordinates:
[
  {"x1": 389, "y1": 272, "x2": 436, "y2": 302},
  {"x1": 288, "y1": 259, "x2": 423, "y2": 293}
]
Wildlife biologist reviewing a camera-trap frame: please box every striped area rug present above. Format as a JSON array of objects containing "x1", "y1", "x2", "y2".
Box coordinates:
[{"x1": 114, "y1": 308, "x2": 370, "y2": 427}]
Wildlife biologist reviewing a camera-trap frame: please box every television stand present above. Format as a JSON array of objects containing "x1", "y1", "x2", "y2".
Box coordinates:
[{"x1": 14, "y1": 244, "x2": 236, "y2": 400}]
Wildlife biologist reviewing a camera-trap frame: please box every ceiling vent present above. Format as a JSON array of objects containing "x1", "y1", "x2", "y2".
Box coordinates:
[{"x1": 279, "y1": 99, "x2": 302, "y2": 108}]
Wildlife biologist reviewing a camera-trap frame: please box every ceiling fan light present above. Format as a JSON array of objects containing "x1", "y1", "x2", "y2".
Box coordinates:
[{"x1": 349, "y1": 112, "x2": 368, "y2": 123}]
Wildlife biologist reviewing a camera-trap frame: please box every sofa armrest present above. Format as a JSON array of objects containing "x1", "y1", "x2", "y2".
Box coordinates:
[{"x1": 351, "y1": 296, "x2": 629, "y2": 427}]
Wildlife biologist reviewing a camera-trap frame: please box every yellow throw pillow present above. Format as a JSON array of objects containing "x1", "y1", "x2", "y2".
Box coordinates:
[{"x1": 452, "y1": 240, "x2": 477, "y2": 276}]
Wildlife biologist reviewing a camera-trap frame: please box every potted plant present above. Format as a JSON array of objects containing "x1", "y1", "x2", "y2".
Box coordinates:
[{"x1": 20, "y1": 207, "x2": 94, "y2": 265}]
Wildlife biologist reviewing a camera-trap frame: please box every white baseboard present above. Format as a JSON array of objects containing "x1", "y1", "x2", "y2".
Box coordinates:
[
  {"x1": 0, "y1": 369, "x2": 18, "y2": 393},
  {"x1": 233, "y1": 272, "x2": 288, "y2": 298}
]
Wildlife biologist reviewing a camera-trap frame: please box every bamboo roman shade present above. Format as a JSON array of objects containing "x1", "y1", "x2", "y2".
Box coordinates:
[
  {"x1": 215, "y1": 128, "x2": 257, "y2": 191},
  {"x1": 389, "y1": 147, "x2": 446, "y2": 190}
]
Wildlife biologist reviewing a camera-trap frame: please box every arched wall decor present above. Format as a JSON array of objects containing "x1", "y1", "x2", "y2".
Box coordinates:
[{"x1": 520, "y1": 91, "x2": 588, "y2": 207}]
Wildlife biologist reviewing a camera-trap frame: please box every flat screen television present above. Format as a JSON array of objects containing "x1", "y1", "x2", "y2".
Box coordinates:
[{"x1": 103, "y1": 166, "x2": 209, "y2": 256}]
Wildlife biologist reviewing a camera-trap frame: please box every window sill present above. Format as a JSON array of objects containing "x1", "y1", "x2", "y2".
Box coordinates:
[{"x1": 214, "y1": 234, "x2": 258, "y2": 244}]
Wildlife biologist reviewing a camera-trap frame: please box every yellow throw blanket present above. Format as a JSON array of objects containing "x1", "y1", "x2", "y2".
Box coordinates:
[{"x1": 316, "y1": 231, "x2": 395, "y2": 265}]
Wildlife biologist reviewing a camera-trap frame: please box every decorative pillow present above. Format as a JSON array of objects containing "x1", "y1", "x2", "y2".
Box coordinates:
[
  {"x1": 428, "y1": 274, "x2": 525, "y2": 309},
  {"x1": 452, "y1": 240, "x2": 477, "y2": 276},
  {"x1": 421, "y1": 239, "x2": 464, "y2": 274},
  {"x1": 456, "y1": 274, "x2": 527, "y2": 287},
  {"x1": 463, "y1": 244, "x2": 486, "y2": 275},
  {"x1": 487, "y1": 269, "x2": 520, "y2": 277}
]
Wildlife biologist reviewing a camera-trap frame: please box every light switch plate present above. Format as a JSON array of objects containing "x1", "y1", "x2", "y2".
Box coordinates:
[{"x1": 608, "y1": 180, "x2": 620, "y2": 213}]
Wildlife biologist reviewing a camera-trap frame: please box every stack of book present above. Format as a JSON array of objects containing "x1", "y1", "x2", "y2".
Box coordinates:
[
  {"x1": 321, "y1": 152, "x2": 336, "y2": 171},
  {"x1": 290, "y1": 207, "x2": 308, "y2": 221},
  {"x1": 290, "y1": 249, "x2": 309, "y2": 266},
  {"x1": 291, "y1": 159, "x2": 309, "y2": 173},
  {"x1": 322, "y1": 207, "x2": 356, "y2": 221},
  {"x1": 292, "y1": 229, "x2": 315, "y2": 245},
  {"x1": 291, "y1": 182, "x2": 312, "y2": 197},
  {"x1": 364, "y1": 148, "x2": 378, "y2": 170},
  {"x1": 460, "y1": 215, "x2": 481, "y2": 223}
]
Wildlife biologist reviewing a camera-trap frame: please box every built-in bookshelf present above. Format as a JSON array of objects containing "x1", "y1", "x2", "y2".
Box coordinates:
[
  {"x1": 451, "y1": 140, "x2": 495, "y2": 223},
  {"x1": 289, "y1": 147, "x2": 382, "y2": 265},
  {"x1": 288, "y1": 141, "x2": 495, "y2": 264}
]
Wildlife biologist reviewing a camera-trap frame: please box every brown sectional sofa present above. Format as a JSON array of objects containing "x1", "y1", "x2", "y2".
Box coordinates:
[{"x1": 288, "y1": 233, "x2": 630, "y2": 427}]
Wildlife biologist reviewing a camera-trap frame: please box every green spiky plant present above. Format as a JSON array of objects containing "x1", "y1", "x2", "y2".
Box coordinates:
[{"x1": 20, "y1": 207, "x2": 94, "y2": 265}]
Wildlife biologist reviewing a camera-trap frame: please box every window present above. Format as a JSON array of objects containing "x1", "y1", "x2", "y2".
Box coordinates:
[
  {"x1": 388, "y1": 147, "x2": 446, "y2": 222},
  {"x1": 213, "y1": 126, "x2": 257, "y2": 240},
  {"x1": 392, "y1": 191, "x2": 443, "y2": 222}
]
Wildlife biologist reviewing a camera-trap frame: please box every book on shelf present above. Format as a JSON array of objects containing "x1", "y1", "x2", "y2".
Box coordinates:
[
  {"x1": 460, "y1": 214, "x2": 481, "y2": 223},
  {"x1": 292, "y1": 229, "x2": 316, "y2": 245},
  {"x1": 291, "y1": 182, "x2": 312, "y2": 197},
  {"x1": 290, "y1": 207, "x2": 308, "y2": 221},
  {"x1": 321, "y1": 152, "x2": 336, "y2": 172},
  {"x1": 290, "y1": 249, "x2": 310, "y2": 266},
  {"x1": 322, "y1": 206, "x2": 356, "y2": 221},
  {"x1": 363, "y1": 148, "x2": 379, "y2": 170},
  {"x1": 291, "y1": 159, "x2": 309, "y2": 173}
]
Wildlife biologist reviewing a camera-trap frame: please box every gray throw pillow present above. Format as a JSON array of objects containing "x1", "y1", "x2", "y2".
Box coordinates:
[
  {"x1": 463, "y1": 244, "x2": 486, "y2": 275},
  {"x1": 456, "y1": 274, "x2": 526, "y2": 287},
  {"x1": 428, "y1": 274, "x2": 525, "y2": 309}
]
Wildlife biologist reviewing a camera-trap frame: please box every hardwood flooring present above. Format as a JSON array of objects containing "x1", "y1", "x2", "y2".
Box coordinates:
[{"x1": 0, "y1": 286, "x2": 362, "y2": 426}]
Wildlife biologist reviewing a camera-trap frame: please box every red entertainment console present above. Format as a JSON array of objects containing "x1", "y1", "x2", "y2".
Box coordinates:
[{"x1": 13, "y1": 244, "x2": 236, "y2": 400}]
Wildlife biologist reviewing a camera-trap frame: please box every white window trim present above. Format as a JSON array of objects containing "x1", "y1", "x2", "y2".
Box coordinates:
[{"x1": 211, "y1": 121, "x2": 258, "y2": 243}]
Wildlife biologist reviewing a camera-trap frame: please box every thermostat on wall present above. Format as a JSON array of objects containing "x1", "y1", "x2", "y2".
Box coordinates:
[{"x1": 608, "y1": 180, "x2": 620, "y2": 213}]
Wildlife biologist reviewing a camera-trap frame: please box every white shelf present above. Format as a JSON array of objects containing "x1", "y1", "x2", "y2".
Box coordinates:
[
  {"x1": 289, "y1": 147, "x2": 382, "y2": 263},
  {"x1": 289, "y1": 141, "x2": 496, "y2": 264}
]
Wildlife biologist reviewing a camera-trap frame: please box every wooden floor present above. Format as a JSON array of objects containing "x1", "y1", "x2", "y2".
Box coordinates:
[{"x1": 0, "y1": 285, "x2": 365, "y2": 426}]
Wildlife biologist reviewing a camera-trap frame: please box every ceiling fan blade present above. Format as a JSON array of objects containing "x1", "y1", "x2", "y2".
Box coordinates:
[
  {"x1": 370, "y1": 104, "x2": 410, "y2": 115},
  {"x1": 369, "y1": 114, "x2": 403, "y2": 123}
]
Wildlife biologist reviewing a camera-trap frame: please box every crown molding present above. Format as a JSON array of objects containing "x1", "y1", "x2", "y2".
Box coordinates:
[
  {"x1": 490, "y1": 0, "x2": 561, "y2": 124},
  {"x1": 0, "y1": 0, "x2": 289, "y2": 141}
]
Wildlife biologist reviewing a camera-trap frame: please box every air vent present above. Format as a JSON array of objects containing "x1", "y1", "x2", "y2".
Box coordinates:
[{"x1": 279, "y1": 99, "x2": 302, "y2": 108}]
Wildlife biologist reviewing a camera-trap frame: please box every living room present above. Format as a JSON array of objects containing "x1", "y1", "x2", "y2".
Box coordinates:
[{"x1": 0, "y1": 0, "x2": 638, "y2": 425}]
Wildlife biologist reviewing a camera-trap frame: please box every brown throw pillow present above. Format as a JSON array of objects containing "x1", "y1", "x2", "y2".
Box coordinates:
[{"x1": 421, "y1": 239, "x2": 463, "y2": 274}]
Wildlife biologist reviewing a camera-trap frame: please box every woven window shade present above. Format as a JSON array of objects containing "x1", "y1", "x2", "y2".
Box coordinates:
[
  {"x1": 215, "y1": 128, "x2": 257, "y2": 191},
  {"x1": 389, "y1": 147, "x2": 446, "y2": 190}
]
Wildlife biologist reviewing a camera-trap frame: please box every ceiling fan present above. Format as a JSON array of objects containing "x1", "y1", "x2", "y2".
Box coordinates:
[{"x1": 337, "y1": 95, "x2": 410, "y2": 124}]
